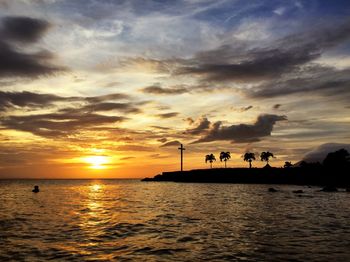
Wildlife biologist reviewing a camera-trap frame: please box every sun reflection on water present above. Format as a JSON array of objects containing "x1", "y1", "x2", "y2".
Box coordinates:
[{"x1": 90, "y1": 184, "x2": 102, "y2": 192}]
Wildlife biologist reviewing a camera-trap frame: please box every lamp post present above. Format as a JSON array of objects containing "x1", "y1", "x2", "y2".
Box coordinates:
[{"x1": 178, "y1": 144, "x2": 185, "y2": 171}]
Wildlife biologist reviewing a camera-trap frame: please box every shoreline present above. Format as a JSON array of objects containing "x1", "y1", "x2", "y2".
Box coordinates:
[{"x1": 142, "y1": 167, "x2": 350, "y2": 187}]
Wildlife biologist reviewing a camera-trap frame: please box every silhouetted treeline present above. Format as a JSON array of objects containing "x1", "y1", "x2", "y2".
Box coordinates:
[{"x1": 143, "y1": 149, "x2": 350, "y2": 187}]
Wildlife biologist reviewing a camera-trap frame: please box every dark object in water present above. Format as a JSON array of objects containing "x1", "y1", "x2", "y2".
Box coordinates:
[
  {"x1": 320, "y1": 186, "x2": 338, "y2": 192},
  {"x1": 293, "y1": 190, "x2": 304, "y2": 193},
  {"x1": 32, "y1": 185, "x2": 40, "y2": 193},
  {"x1": 268, "y1": 187, "x2": 278, "y2": 192}
]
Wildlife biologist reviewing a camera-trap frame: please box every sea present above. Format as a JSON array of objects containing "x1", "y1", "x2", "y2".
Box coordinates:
[{"x1": 1, "y1": 179, "x2": 350, "y2": 261}]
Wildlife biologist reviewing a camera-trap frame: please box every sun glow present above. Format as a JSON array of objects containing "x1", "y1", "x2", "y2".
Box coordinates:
[{"x1": 84, "y1": 156, "x2": 109, "y2": 169}]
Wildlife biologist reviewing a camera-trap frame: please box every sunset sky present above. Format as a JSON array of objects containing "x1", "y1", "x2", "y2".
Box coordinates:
[{"x1": 1, "y1": 0, "x2": 350, "y2": 178}]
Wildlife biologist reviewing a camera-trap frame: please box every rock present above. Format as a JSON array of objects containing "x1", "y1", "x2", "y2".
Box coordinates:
[{"x1": 268, "y1": 187, "x2": 278, "y2": 192}]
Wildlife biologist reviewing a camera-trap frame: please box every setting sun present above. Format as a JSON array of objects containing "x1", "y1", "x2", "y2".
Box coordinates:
[{"x1": 83, "y1": 156, "x2": 109, "y2": 169}]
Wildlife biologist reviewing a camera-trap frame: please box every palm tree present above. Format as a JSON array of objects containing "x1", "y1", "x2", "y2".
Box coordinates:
[
  {"x1": 205, "y1": 154, "x2": 216, "y2": 168},
  {"x1": 260, "y1": 151, "x2": 274, "y2": 167},
  {"x1": 243, "y1": 152, "x2": 255, "y2": 168},
  {"x1": 284, "y1": 161, "x2": 293, "y2": 168},
  {"x1": 220, "y1": 152, "x2": 231, "y2": 168}
]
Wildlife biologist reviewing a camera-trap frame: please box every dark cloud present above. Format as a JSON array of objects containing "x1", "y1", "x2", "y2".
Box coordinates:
[
  {"x1": 141, "y1": 85, "x2": 188, "y2": 95},
  {"x1": 185, "y1": 116, "x2": 210, "y2": 135},
  {"x1": 0, "y1": 16, "x2": 65, "y2": 78},
  {"x1": 1, "y1": 112, "x2": 126, "y2": 137},
  {"x1": 157, "y1": 138, "x2": 167, "y2": 143},
  {"x1": 0, "y1": 91, "x2": 138, "y2": 137},
  {"x1": 176, "y1": 47, "x2": 317, "y2": 82},
  {"x1": 160, "y1": 140, "x2": 181, "y2": 147},
  {"x1": 174, "y1": 20, "x2": 350, "y2": 85},
  {"x1": 0, "y1": 91, "x2": 131, "y2": 112},
  {"x1": 241, "y1": 106, "x2": 253, "y2": 112},
  {"x1": 156, "y1": 112, "x2": 179, "y2": 119},
  {"x1": 238, "y1": 105, "x2": 253, "y2": 112},
  {"x1": 1, "y1": 16, "x2": 50, "y2": 43},
  {"x1": 0, "y1": 41, "x2": 65, "y2": 78},
  {"x1": 151, "y1": 126, "x2": 171, "y2": 130},
  {"x1": 85, "y1": 93, "x2": 129, "y2": 103},
  {"x1": 192, "y1": 114, "x2": 287, "y2": 143},
  {"x1": 251, "y1": 67, "x2": 350, "y2": 98},
  {"x1": 0, "y1": 91, "x2": 67, "y2": 111}
]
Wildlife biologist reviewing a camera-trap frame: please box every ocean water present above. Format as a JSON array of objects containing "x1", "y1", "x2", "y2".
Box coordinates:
[{"x1": 1, "y1": 180, "x2": 350, "y2": 261}]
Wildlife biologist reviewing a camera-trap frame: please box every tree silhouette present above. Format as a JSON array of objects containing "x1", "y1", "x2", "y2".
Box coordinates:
[
  {"x1": 220, "y1": 152, "x2": 231, "y2": 168},
  {"x1": 260, "y1": 151, "x2": 274, "y2": 167},
  {"x1": 243, "y1": 152, "x2": 255, "y2": 168},
  {"x1": 205, "y1": 154, "x2": 216, "y2": 168},
  {"x1": 284, "y1": 161, "x2": 293, "y2": 168},
  {"x1": 323, "y1": 148, "x2": 350, "y2": 168}
]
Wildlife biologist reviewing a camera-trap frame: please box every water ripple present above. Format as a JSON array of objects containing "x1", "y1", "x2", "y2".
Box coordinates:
[{"x1": 1, "y1": 180, "x2": 350, "y2": 261}]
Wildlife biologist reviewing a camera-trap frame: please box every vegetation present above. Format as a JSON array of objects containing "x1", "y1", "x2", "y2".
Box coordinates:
[
  {"x1": 260, "y1": 151, "x2": 274, "y2": 167},
  {"x1": 284, "y1": 161, "x2": 293, "y2": 168},
  {"x1": 243, "y1": 152, "x2": 256, "y2": 168},
  {"x1": 219, "y1": 152, "x2": 231, "y2": 168},
  {"x1": 323, "y1": 149, "x2": 350, "y2": 168},
  {"x1": 205, "y1": 154, "x2": 216, "y2": 168},
  {"x1": 144, "y1": 149, "x2": 350, "y2": 186}
]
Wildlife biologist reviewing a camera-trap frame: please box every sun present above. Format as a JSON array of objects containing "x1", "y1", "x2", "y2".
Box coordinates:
[{"x1": 83, "y1": 156, "x2": 109, "y2": 169}]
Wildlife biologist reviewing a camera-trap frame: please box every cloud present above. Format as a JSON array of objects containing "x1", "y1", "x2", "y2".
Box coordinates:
[
  {"x1": 1, "y1": 112, "x2": 126, "y2": 137},
  {"x1": 60, "y1": 102, "x2": 141, "y2": 114},
  {"x1": 160, "y1": 140, "x2": 181, "y2": 147},
  {"x1": 0, "y1": 91, "x2": 131, "y2": 112},
  {"x1": 85, "y1": 93, "x2": 130, "y2": 103},
  {"x1": 174, "y1": 20, "x2": 350, "y2": 84},
  {"x1": 0, "y1": 91, "x2": 67, "y2": 111},
  {"x1": 0, "y1": 16, "x2": 65, "y2": 78},
  {"x1": 185, "y1": 116, "x2": 210, "y2": 135},
  {"x1": 302, "y1": 143, "x2": 350, "y2": 163},
  {"x1": 0, "y1": 16, "x2": 51, "y2": 43},
  {"x1": 156, "y1": 112, "x2": 179, "y2": 119},
  {"x1": 0, "y1": 91, "x2": 137, "y2": 138},
  {"x1": 115, "y1": 144, "x2": 153, "y2": 151},
  {"x1": 192, "y1": 114, "x2": 287, "y2": 143},
  {"x1": 141, "y1": 85, "x2": 188, "y2": 95},
  {"x1": 151, "y1": 126, "x2": 171, "y2": 130},
  {"x1": 119, "y1": 156, "x2": 136, "y2": 160},
  {"x1": 250, "y1": 67, "x2": 350, "y2": 99},
  {"x1": 176, "y1": 46, "x2": 317, "y2": 82},
  {"x1": 232, "y1": 105, "x2": 253, "y2": 112},
  {"x1": 157, "y1": 138, "x2": 167, "y2": 143}
]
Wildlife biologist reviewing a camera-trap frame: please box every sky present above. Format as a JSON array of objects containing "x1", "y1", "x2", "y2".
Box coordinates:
[{"x1": 1, "y1": 0, "x2": 350, "y2": 178}]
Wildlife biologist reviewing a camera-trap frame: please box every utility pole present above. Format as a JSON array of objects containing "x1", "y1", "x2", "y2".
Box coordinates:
[{"x1": 178, "y1": 144, "x2": 185, "y2": 171}]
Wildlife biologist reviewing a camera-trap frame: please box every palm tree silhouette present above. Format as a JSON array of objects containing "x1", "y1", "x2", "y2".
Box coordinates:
[
  {"x1": 220, "y1": 152, "x2": 231, "y2": 168},
  {"x1": 260, "y1": 151, "x2": 274, "y2": 167},
  {"x1": 284, "y1": 161, "x2": 293, "y2": 168},
  {"x1": 243, "y1": 152, "x2": 256, "y2": 168},
  {"x1": 205, "y1": 154, "x2": 216, "y2": 168}
]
